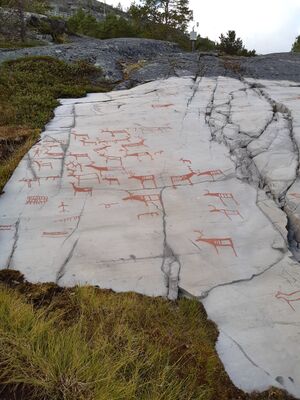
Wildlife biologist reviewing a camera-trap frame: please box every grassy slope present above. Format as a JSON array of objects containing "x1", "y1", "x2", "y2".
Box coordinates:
[
  {"x1": 0, "y1": 56, "x2": 112, "y2": 193},
  {"x1": 0, "y1": 57, "x2": 293, "y2": 399},
  {"x1": 0, "y1": 271, "x2": 293, "y2": 400}
]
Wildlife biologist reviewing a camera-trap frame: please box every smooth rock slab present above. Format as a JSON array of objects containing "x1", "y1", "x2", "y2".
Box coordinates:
[{"x1": 0, "y1": 77, "x2": 300, "y2": 398}]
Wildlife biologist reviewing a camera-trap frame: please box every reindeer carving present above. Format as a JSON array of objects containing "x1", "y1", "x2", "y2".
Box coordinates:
[
  {"x1": 45, "y1": 151, "x2": 64, "y2": 158},
  {"x1": 209, "y1": 205, "x2": 243, "y2": 220},
  {"x1": 121, "y1": 150, "x2": 153, "y2": 161},
  {"x1": 70, "y1": 182, "x2": 92, "y2": 196},
  {"x1": 68, "y1": 152, "x2": 90, "y2": 161},
  {"x1": 103, "y1": 177, "x2": 120, "y2": 185},
  {"x1": 203, "y1": 190, "x2": 239, "y2": 206},
  {"x1": 194, "y1": 230, "x2": 237, "y2": 256},
  {"x1": 122, "y1": 138, "x2": 147, "y2": 151},
  {"x1": 123, "y1": 191, "x2": 161, "y2": 207},
  {"x1": 85, "y1": 163, "x2": 109, "y2": 177},
  {"x1": 98, "y1": 153, "x2": 124, "y2": 167},
  {"x1": 71, "y1": 132, "x2": 90, "y2": 141},
  {"x1": 68, "y1": 171, "x2": 100, "y2": 185},
  {"x1": 171, "y1": 167, "x2": 196, "y2": 188},
  {"x1": 94, "y1": 145, "x2": 111, "y2": 153},
  {"x1": 32, "y1": 160, "x2": 53, "y2": 171},
  {"x1": 197, "y1": 169, "x2": 225, "y2": 181},
  {"x1": 128, "y1": 174, "x2": 157, "y2": 189}
]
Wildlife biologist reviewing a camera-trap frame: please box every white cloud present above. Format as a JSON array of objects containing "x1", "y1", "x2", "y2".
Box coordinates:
[{"x1": 106, "y1": 0, "x2": 300, "y2": 53}]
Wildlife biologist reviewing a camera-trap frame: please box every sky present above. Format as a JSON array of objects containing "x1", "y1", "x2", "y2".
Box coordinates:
[{"x1": 105, "y1": 0, "x2": 300, "y2": 54}]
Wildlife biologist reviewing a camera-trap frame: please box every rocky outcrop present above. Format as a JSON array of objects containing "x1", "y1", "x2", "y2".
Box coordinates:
[{"x1": 0, "y1": 37, "x2": 300, "y2": 84}]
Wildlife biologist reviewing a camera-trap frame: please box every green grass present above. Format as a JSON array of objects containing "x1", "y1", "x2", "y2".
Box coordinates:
[
  {"x1": 0, "y1": 271, "x2": 293, "y2": 400},
  {"x1": 0, "y1": 56, "x2": 112, "y2": 192}
]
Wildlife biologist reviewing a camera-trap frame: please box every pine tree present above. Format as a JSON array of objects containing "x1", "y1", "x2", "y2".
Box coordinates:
[
  {"x1": 292, "y1": 36, "x2": 300, "y2": 52},
  {"x1": 129, "y1": 0, "x2": 192, "y2": 32},
  {"x1": 173, "y1": 0, "x2": 193, "y2": 32}
]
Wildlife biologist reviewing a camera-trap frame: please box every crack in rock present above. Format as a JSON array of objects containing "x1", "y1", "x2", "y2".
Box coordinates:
[
  {"x1": 160, "y1": 187, "x2": 181, "y2": 300},
  {"x1": 56, "y1": 238, "x2": 79, "y2": 284},
  {"x1": 6, "y1": 218, "x2": 20, "y2": 269}
]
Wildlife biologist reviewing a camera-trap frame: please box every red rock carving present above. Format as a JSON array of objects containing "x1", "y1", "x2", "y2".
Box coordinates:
[
  {"x1": 129, "y1": 174, "x2": 157, "y2": 189},
  {"x1": 44, "y1": 151, "x2": 64, "y2": 158},
  {"x1": 85, "y1": 163, "x2": 109, "y2": 177},
  {"x1": 44, "y1": 175, "x2": 60, "y2": 181},
  {"x1": 19, "y1": 178, "x2": 40, "y2": 188},
  {"x1": 94, "y1": 145, "x2": 111, "y2": 153},
  {"x1": 123, "y1": 192, "x2": 161, "y2": 207},
  {"x1": 137, "y1": 212, "x2": 159, "y2": 220},
  {"x1": 33, "y1": 160, "x2": 53, "y2": 171},
  {"x1": 123, "y1": 151, "x2": 154, "y2": 161},
  {"x1": 171, "y1": 169, "x2": 195, "y2": 188},
  {"x1": 58, "y1": 201, "x2": 68, "y2": 213},
  {"x1": 203, "y1": 190, "x2": 239, "y2": 206},
  {"x1": 197, "y1": 169, "x2": 225, "y2": 181},
  {"x1": 103, "y1": 177, "x2": 120, "y2": 185},
  {"x1": 194, "y1": 230, "x2": 237, "y2": 257},
  {"x1": 42, "y1": 231, "x2": 68, "y2": 238},
  {"x1": 70, "y1": 182, "x2": 93, "y2": 196},
  {"x1": 26, "y1": 196, "x2": 48, "y2": 205},
  {"x1": 275, "y1": 290, "x2": 300, "y2": 311},
  {"x1": 98, "y1": 153, "x2": 124, "y2": 167},
  {"x1": 209, "y1": 205, "x2": 243, "y2": 220},
  {"x1": 68, "y1": 152, "x2": 91, "y2": 161},
  {"x1": 65, "y1": 161, "x2": 83, "y2": 172},
  {"x1": 0, "y1": 225, "x2": 12, "y2": 231},
  {"x1": 68, "y1": 171, "x2": 100, "y2": 185},
  {"x1": 122, "y1": 138, "x2": 147, "y2": 151},
  {"x1": 71, "y1": 132, "x2": 90, "y2": 141},
  {"x1": 55, "y1": 216, "x2": 80, "y2": 223}
]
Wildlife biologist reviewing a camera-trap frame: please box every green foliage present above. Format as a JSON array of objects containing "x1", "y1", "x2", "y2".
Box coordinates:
[
  {"x1": 129, "y1": 0, "x2": 193, "y2": 32},
  {"x1": 97, "y1": 14, "x2": 138, "y2": 39},
  {"x1": 292, "y1": 35, "x2": 300, "y2": 52},
  {"x1": 196, "y1": 35, "x2": 217, "y2": 52},
  {"x1": 0, "y1": 56, "x2": 111, "y2": 192},
  {"x1": 67, "y1": 10, "x2": 137, "y2": 39},
  {"x1": 0, "y1": 0, "x2": 49, "y2": 13},
  {"x1": 218, "y1": 30, "x2": 256, "y2": 56},
  {"x1": 67, "y1": 8, "x2": 190, "y2": 48}
]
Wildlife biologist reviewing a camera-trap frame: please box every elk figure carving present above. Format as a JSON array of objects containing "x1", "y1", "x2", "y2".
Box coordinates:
[
  {"x1": 123, "y1": 191, "x2": 161, "y2": 207},
  {"x1": 128, "y1": 174, "x2": 157, "y2": 189},
  {"x1": 194, "y1": 230, "x2": 237, "y2": 256},
  {"x1": 203, "y1": 190, "x2": 239, "y2": 206},
  {"x1": 70, "y1": 182, "x2": 92, "y2": 196}
]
